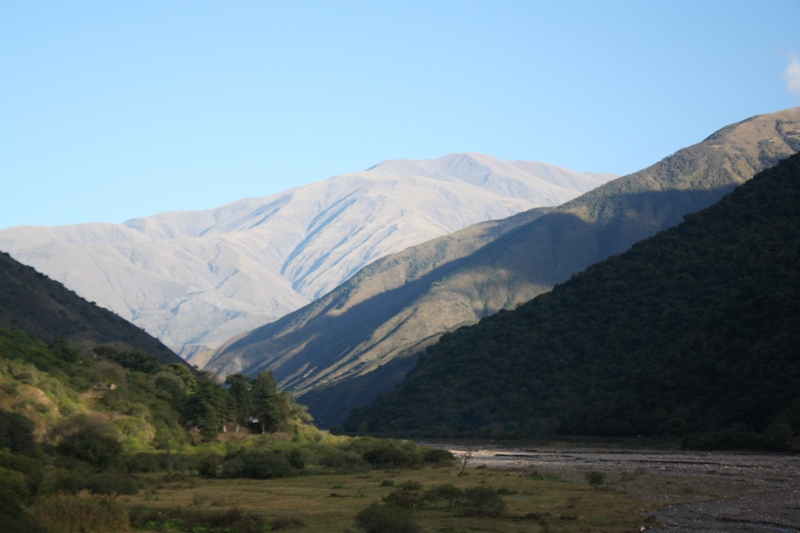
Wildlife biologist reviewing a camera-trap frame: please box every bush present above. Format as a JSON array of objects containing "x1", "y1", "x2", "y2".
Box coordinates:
[
  {"x1": 318, "y1": 448, "x2": 368, "y2": 473},
  {"x1": 359, "y1": 440, "x2": 421, "y2": 468},
  {"x1": 198, "y1": 454, "x2": 222, "y2": 477},
  {"x1": 584, "y1": 471, "x2": 606, "y2": 486},
  {"x1": 222, "y1": 450, "x2": 297, "y2": 479},
  {"x1": 0, "y1": 468, "x2": 28, "y2": 518},
  {"x1": 125, "y1": 452, "x2": 161, "y2": 473},
  {"x1": 355, "y1": 502, "x2": 421, "y2": 533},
  {"x1": 42, "y1": 470, "x2": 138, "y2": 497},
  {"x1": 455, "y1": 487, "x2": 506, "y2": 517},
  {"x1": 57, "y1": 427, "x2": 123, "y2": 470},
  {"x1": 421, "y1": 447, "x2": 455, "y2": 465},
  {"x1": 430, "y1": 484, "x2": 462, "y2": 509},
  {"x1": 0, "y1": 450, "x2": 43, "y2": 495},
  {"x1": 384, "y1": 490, "x2": 427, "y2": 509},
  {"x1": 27, "y1": 493, "x2": 130, "y2": 533},
  {"x1": 0, "y1": 409, "x2": 37, "y2": 457}
]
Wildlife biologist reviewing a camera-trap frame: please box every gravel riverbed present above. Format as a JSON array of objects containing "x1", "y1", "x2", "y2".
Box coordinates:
[{"x1": 434, "y1": 444, "x2": 800, "y2": 532}]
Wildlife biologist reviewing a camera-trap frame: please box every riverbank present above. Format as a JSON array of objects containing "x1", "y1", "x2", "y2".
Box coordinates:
[{"x1": 435, "y1": 443, "x2": 800, "y2": 532}]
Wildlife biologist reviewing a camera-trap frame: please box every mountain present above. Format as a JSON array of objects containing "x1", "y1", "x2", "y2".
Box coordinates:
[
  {"x1": 0, "y1": 251, "x2": 183, "y2": 365},
  {"x1": 0, "y1": 154, "x2": 613, "y2": 359},
  {"x1": 344, "y1": 151, "x2": 800, "y2": 446},
  {"x1": 203, "y1": 108, "x2": 800, "y2": 427}
]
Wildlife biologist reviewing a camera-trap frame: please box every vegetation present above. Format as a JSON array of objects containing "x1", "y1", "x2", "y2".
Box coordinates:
[
  {"x1": 345, "y1": 152, "x2": 800, "y2": 448},
  {"x1": 0, "y1": 251, "x2": 182, "y2": 365},
  {"x1": 0, "y1": 328, "x2": 457, "y2": 531}
]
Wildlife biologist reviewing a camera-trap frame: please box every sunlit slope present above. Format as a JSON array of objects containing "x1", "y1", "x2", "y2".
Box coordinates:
[
  {"x1": 0, "y1": 154, "x2": 611, "y2": 359},
  {"x1": 205, "y1": 108, "x2": 800, "y2": 427},
  {"x1": 346, "y1": 151, "x2": 800, "y2": 440}
]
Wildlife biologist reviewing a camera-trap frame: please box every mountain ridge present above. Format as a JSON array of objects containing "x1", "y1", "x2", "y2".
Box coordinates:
[
  {"x1": 202, "y1": 108, "x2": 800, "y2": 427},
  {"x1": 0, "y1": 154, "x2": 613, "y2": 359},
  {"x1": 344, "y1": 151, "x2": 800, "y2": 442}
]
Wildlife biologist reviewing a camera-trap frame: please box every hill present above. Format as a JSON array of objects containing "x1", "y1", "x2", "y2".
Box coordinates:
[
  {"x1": 0, "y1": 251, "x2": 182, "y2": 366},
  {"x1": 0, "y1": 154, "x2": 613, "y2": 359},
  {"x1": 344, "y1": 151, "x2": 800, "y2": 447},
  {"x1": 204, "y1": 109, "x2": 800, "y2": 427}
]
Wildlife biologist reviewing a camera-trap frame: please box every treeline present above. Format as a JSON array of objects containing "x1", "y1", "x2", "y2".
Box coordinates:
[
  {"x1": 0, "y1": 329, "x2": 454, "y2": 532},
  {"x1": 345, "y1": 152, "x2": 800, "y2": 450}
]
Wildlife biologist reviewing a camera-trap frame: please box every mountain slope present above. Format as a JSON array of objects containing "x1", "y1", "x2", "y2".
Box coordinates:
[
  {"x1": 344, "y1": 151, "x2": 800, "y2": 443},
  {"x1": 203, "y1": 108, "x2": 800, "y2": 427},
  {"x1": 0, "y1": 251, "x2": 183, "y2": 365},
  {"x1": 0, "y1": 154, "x2": 612, "y2": 358}
]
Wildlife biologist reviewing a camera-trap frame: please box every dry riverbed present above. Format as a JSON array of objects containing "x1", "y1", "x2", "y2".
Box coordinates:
[{"x1": 437, "y1": 443, "x2": 800, "y2": 532}]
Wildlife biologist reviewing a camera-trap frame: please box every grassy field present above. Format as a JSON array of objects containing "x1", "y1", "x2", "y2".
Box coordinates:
[{"x1": 120, "y1": 464, "x2": 652, "y2": 533}]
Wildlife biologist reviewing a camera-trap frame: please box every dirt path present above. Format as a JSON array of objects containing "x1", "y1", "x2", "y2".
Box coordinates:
[{"x1": 433, "y1": 444, "x2": 800, "y2": 531}]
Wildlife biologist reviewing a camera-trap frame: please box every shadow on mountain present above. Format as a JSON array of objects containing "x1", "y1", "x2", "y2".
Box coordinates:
[{"x1": 219, "y1": 184, "x2": 739, "y2": 426}]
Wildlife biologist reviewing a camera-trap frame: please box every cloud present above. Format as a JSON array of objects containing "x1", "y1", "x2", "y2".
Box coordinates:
[{"x1": 783, "y1": 52, "x2": 800, "y2": 100}]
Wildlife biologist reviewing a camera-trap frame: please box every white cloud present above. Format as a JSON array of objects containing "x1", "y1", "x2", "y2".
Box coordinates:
[{"x1": 783, "y1": 52, "x2": 800, "y2": 100}]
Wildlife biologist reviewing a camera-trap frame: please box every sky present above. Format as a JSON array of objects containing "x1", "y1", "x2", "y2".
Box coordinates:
[{"x1": 2, "y1": 0, "x2": 799, "y2": 230}]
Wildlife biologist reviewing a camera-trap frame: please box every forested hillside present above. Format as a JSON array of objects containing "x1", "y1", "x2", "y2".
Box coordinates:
[
  {"x1": 345, "y1": 152, "x2": 800, "y2": 449},
  {"x1": 0, "y1": 252, "x2": 182, "y2": 366},
  {"x1": 208, "y1": 108, "x2": 800, "y2": 428}
]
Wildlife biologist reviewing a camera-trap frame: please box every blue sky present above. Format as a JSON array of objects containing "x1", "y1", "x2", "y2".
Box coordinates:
[{"x1": 2, "y1": 0, "x2": 799, "y2": 229}]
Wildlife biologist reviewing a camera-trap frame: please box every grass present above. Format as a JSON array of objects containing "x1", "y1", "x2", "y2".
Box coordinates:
[{"x1": 121, "y1": 465, "x2": 649, "y2": 532}]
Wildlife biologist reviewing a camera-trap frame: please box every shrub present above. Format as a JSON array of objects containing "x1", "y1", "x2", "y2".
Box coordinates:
[
  {"x1": 455, "y1": 487, "x2": 507, "y2": 517},
  {"x1": 57, "y1": 427, "x2": 123, "y2": 470},
  {"x1": 129, "y1": 508, "x2": 301, "y2": 533},
  {"x1": 42, "y1": 470, "x2": 138, "y2": 497},
  {"x1": 318, "y1": 448, "x2": 368, "y2": 473},
  {"x1": 198, "y1": 454, "x2": 222, "y2": 477},
  {"x1": 27, "y1": 493, "x2": 130, "y2": 533},
  {"x1": 384, "y1": 490, "x2": 427, "y2": 509},
  {"x1": 222, "y1": 450, "x2": 297, "y2": 479},
  {"x1": 584, "y1": 471, "x2": 606, "y2": 486},
  {"x1": 0, "y1": 450, "x2": 43, "y2": 494},
  {"x1": 0, "y1": 468, "x2": 28, "y2": 518},
  {"x1": 0, "y1": 409, "x2": 37, "y2": 457},
  {"x1": 355, "y1": 502, "x2": 421, "y2": 533},
  {"x1": 421, "y1": 447, "x2": 455, "y2": 465},
  {"x1": 125, "y1": 452, "x2": 161, "y2": 473},
  {"x1": 430, "y1": 484, "x2": 462, "y2": 509},
  {"x1": 359, "y1": 440, "x2": 420, "y2": 468}
]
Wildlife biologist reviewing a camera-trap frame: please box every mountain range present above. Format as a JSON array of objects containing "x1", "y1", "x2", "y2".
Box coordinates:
[
  {"x1": 202, "y1": 108, "x2": 800, "y2": 427},
  {"x1": 0, "y1": 154, "x2": 613, "y2": 359},
  {"x1": 344, "y1": 150, "x2": 800, "y2": 445}
]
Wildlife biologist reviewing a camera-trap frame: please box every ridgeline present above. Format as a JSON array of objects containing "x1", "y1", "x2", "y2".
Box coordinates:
[{"x1": 345, "y1": 152, "x2": 800, "y2": 450}]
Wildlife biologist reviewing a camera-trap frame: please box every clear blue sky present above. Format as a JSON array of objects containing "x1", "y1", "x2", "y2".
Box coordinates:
[{"x1": 2, "y1": 0, "x2": 799, "y2": 229}]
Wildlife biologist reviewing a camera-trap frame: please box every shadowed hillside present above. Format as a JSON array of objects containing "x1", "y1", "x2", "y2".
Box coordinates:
[
  {"x1": 205, "y1": 109, "x2": 800, "y2": 427},
  {"x1": 0, "y1": 252, "x2": 183, "y2": 365},
  {"x1": 345, "y1": 152, "x2": 800, "y2": 445}
]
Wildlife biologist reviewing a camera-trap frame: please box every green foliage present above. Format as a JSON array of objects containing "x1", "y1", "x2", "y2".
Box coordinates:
[
  {"x1": 221, "y1": 449, "x2": 297, "y2": 479},
  {"x1": 0, "y1": 467, "x2": 29, "y2": 517},
  {"x1": 27, "y1": 493, "x2": 130, "y2": 533},
  {"x1": 346, "y1": 153, "x2": 800, "y2": 448},
  {"x1": 584, "y1": 471, "x2": 606, "y2": 486},
  {"x1": 355, "y1": 502, "x2": 421, "y2": 533},
  {"x1": 224, "y1": 373, "x2": 252, "y2": 426},
  {"x1": 94, "y1": 346, "x2": 161, "y2": 374},
  {"x1": 130, "y1": 508, "x2": 301, "y2": 533},
  {"x1": 43, "y1": 469, "x2": 139, "y2": 497},
  {"x1": 454, "y1": 486, "x2": 507, "y2": 517},
  {"x1": 57, "y1": 425, "x2": 123, "y2": 470},
  {"x1": 0, "y1": 409, "x2": 37, "y2": 457}
]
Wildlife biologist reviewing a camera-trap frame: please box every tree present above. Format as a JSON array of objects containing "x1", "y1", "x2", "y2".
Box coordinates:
[
  {"x1": 225, "y1": 373, "x2": 252, "y2": 428},
  {"x1": 185, "y1": 373, "x2": 231, "y2": 440},
  {"x1": 250, "y1": 371, "x2": 280, "y2": 434}
]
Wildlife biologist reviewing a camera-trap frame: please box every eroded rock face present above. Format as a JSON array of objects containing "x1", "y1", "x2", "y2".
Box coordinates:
[{"x1": 0, "y1": 153, "x2": 613, "y2": 359}]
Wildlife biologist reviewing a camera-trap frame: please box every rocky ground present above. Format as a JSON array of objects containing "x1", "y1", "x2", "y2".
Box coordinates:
[{"x1": 437, "y1": 444, "x2": 800, "y2": 532}]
